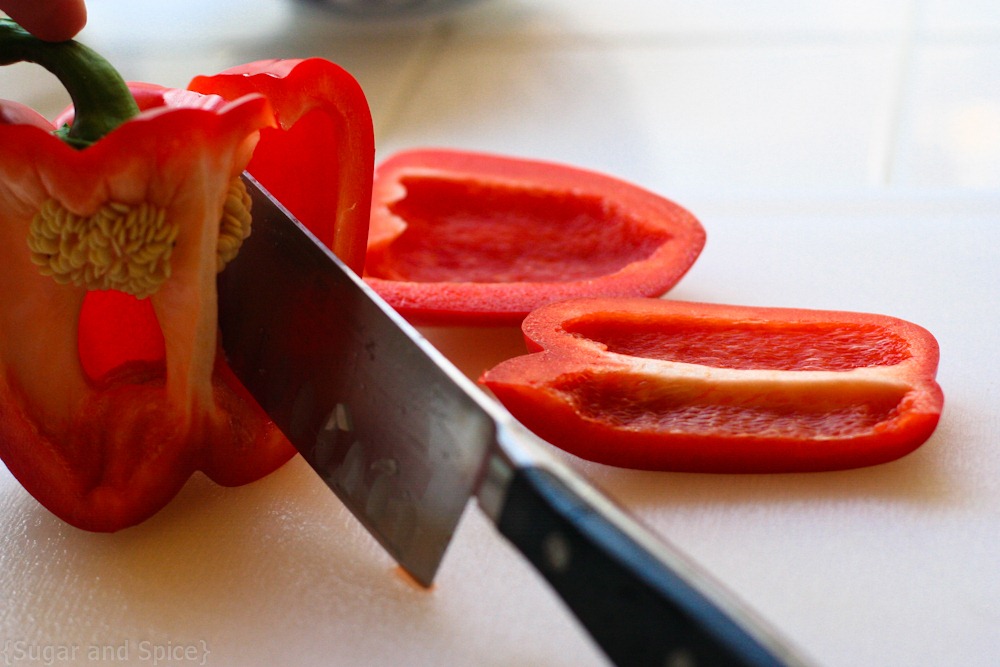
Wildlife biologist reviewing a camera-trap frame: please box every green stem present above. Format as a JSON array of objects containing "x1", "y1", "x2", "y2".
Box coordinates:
[{"x1": 0, "y1": 18, "x2": 139, "y2": 147}]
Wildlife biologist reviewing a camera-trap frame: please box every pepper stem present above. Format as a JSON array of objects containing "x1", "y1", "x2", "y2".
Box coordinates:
[{"x1": 0, "y1": 18, "x2": 138, "y2": 147}]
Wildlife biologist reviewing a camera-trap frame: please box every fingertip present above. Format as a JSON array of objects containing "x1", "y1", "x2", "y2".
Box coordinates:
[{"x1": 5, "y1": 0, "x2": 88, "y2": 42}]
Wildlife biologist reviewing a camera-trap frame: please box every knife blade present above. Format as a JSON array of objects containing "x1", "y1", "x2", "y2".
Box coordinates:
[{"x1": 217, "y1": 173, "x2": 810, "y2": 667}]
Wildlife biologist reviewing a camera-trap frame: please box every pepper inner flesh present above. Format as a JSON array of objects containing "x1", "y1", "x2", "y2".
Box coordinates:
[
  {"x1": 565, "y1": 316, "x2": 911, "y2": 371},
  {"x1": 558, "y1": 371, "x2": 906, "y2": 439},
  {"x1": 368, "y1": 176, "x2": 670, "y2": 283}
]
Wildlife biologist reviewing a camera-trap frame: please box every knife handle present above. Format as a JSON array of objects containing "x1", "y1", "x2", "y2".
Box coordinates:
[{"x1": 495, "y1": 465, "x2": 796, "y2": 667}]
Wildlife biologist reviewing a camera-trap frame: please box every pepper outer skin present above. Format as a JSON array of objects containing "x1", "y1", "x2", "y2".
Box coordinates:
[
  {"x1": 363, "y1": 149, "x2": 706, "y2": 326},
  {"x1": 481, "y1": 297, "x2": 944, "y2": 473}
]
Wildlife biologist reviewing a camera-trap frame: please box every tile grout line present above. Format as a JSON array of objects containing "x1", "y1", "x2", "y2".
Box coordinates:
[{"x1": 872, "y1": 0, "x2": 921, "y2": 187}]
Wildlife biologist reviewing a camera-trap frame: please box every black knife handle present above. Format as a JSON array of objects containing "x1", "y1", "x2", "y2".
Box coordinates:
[{"x1": 496, "y1": 466, "x2": 795, "y2": 667}]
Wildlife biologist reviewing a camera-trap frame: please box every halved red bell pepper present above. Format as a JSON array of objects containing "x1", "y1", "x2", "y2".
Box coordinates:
[
  {"x1": 364, "y1": 149, "x2": 706, "y2": 326},
  {"x1": 0, "y1": 23, "x2": 374, "y2": 530},
  {"x1": 482, "y1": 298, "x2": 944, "y2": 472}
]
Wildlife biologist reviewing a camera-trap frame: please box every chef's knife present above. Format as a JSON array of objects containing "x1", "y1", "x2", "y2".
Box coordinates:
[{"x1": 217, "y1": 174, "x2": 809, "y2": 667}]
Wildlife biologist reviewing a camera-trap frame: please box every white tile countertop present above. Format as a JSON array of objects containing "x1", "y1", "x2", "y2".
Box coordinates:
[{"x1": 1, "y1": 1, "x2": 999, "y2": 665}]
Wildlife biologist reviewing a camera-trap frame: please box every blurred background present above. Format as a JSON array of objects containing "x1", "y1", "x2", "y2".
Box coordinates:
[{"x1": 7, "y1": 0, "x2": 999, "y2": 195}]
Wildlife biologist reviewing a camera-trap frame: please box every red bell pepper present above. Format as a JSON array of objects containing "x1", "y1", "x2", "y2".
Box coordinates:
[
  {"x1": 189, "y1": 58, "x2": 375, "y2": 274},
  {"x1": 364, "y1": 149, "x2": 706, "y2": 326},
  {"x1": 482, "y1": 297, "x2": 944, "y2": 472},
  {"x1": 0, "y1": 22, "x2": 374, "y2": 530}
]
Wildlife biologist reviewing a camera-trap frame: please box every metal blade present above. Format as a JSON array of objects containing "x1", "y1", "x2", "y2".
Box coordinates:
[{"x1": 218, "y1": 174, "x2": 496, "y2": 586}]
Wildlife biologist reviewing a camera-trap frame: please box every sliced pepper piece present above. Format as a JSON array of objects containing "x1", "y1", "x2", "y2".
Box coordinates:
[
  {"x1": 0, "y1": 25, "x2": 373, "y2": 530},
  {"x1": 189, "y1": 58, "x2": 375, "y2": 274},
  {"x1": 482, "y1": 298, "x2": 944, "y2": 472},
  {"x1": 364, "y1": 149, "x2": 706, "y2": 326}
]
